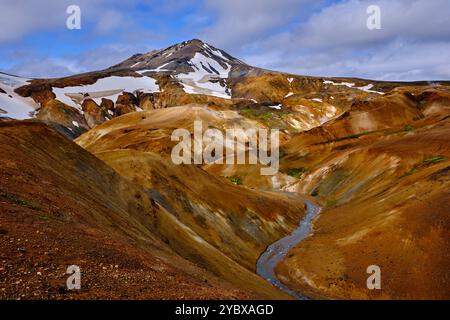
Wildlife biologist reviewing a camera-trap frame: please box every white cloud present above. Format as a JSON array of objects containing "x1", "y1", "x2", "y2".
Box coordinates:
[
  {"x1": 200, "y1": 0, "x2": 315, "y2": 48},
  {"x1": 0, "y1": 0, "x2": 140, "y2": 43},
  {"x1": 263, "y1": 40, "x2": 450, "y2": 81},
  {"x1": 232, "y1": 0, "x2": 450, "y2": 80},
  {"x1": 95, "y1": 10, "x2": 125, "y2": 34},
  {"x1": 294, "y1": 0, "x2": 450, "y2": 49},
  {"x1": 7, "y1": 57, "x2": 83, "y2": 78},
  {"x1": 1, "y1": 0, "x2": 450, "y2": 80},
  {"x1": 6, "y1": 44, "x2": 152, "y2": 78},
  {"x1": 0, "y1": 1, "x2": 65, "y2": 42}
]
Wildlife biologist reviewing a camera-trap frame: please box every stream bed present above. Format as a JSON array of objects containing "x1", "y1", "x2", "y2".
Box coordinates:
[{"x1": 256, "y1": 198, "x2": 321, "y2": 299}]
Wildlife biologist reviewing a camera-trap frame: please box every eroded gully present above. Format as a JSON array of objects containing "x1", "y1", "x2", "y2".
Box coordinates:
[{"x1": 256, "y1": 197, "x2": 321, "y2": 299}]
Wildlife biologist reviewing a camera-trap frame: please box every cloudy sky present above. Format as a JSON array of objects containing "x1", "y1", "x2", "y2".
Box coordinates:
[{"x1": 0, "y1": 0, "x2": 449, "y2": 80}]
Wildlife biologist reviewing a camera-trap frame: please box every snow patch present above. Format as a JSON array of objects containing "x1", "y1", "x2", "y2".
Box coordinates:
[
  {"x1": 0, "y1": 74, "x2": 38, "y2": 119},
  {"x1": 323, "y1": 80, "x2": 384, "y2": 95},
  {"x1": 175, "y1": 52, "x2": 232, "y2": 99},
  {"x1": 203, "y1": 43, "x2": 230, "y2": 62},
  {"x1": 0, "y1": 73, "x2": 30, "y2": 88},
  {"x1": 130, "y1": 61, "x2": 142, "y2": 68},
  {"x1": 357, "y1": 83, "x2": 384, "y2": 94},
  {"x1": 285, "y1": 92, "x2": 294, "y2": 98},
  {"x1": 138, "y1": 61, "x2": 172, "y2": 74},
  {"x1": 53, "y1": 76, "x2": 160, "y2": 109}
]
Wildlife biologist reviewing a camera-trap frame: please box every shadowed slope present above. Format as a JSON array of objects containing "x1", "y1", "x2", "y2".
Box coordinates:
[{"x1": 0, "y1": 121, "x2": 287, "y2": 299}]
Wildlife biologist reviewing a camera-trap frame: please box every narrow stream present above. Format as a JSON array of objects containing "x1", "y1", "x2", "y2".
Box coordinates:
[{"x1": 256, "y1": 198, "x2": 321, "y2": 299}]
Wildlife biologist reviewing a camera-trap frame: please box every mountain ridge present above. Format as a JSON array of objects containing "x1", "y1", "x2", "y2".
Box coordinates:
[{"x1": 1, "y1": 38, "x2": 449, "y2": 300}]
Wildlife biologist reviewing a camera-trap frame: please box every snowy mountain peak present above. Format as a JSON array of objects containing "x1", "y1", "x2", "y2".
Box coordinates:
[
  {"x1": 104, "y1": 39, "x2": 254, "y2": 100},
  {"x1": 0, "y1": 39, "x2": 262, "y2": 128},
  {"x1": 109, "y1": 39, "x2": 245, "y2": 76}
]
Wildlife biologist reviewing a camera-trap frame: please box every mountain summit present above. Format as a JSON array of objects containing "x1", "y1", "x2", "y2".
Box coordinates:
[
  {"x1": 2, "y1": 38, "x2": 447, "y2": 139},
  {"x1": 109, "y1": 39, "x2": 250, "y2": 78}
]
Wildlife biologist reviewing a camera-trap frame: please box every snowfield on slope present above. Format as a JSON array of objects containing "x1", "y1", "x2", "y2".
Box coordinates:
[
  {"x1": 202, "y1": 42, "x2": 231, "y2": 62},
  {"x1": 0, "y1": 73, "x2": 38, "y2": 119},
  {"x1": 53, "y1": 75, "x2": 161, "y2": 109},
  {"x1": 323, "y1": 80, "x2": 384, "y2": 95},
  {"x1": 285, "y1": 92, "x2": 294, "y2": 98},
  {"x1": 175, "y1": 53, "x2": 232, "y2": 99},
  {"x1": 268, "y1": 104, "x2": 282, "y2": 110}
]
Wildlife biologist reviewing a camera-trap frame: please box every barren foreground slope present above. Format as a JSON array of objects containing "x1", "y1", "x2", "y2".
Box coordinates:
[{"x1": 0, "y1": 121, "x2": 289, "y2": 299}]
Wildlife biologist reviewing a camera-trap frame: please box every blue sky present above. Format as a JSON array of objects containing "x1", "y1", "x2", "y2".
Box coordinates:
[{"x1": 0, "y1": 0, "x2": 449, "y2": 80}]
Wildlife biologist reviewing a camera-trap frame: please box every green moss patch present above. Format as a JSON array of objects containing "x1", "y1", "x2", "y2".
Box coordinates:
[
  {"x1": 227, "y1": 175, "x2": 243, "y2": 185},
  {"x1": 0, "y1": 193, "x2": 42, "y2": 211}
]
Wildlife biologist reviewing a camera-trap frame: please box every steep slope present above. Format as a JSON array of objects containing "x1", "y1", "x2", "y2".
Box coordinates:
[
  {"x1": 0, "y1": 73, "x2": 38, "y2": 120},
  {"x1": 277, "y1": 123, "x2": 450, "y2": 299},
  {"x1": 271, "y1": 90, "x2": 450, "y2": 299},
  {"x1": 73, "y1": 83, "x2": 450, "y2": 299},
  {"x1": 109, "y1": 38, "x2": 260, "y2": 80},
  {"x1": 0, "y1": 121, "x2": 289, "y2": 299},
  {"x1": 75, "y1": 106, "x2": 308, "y2": 272}
]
